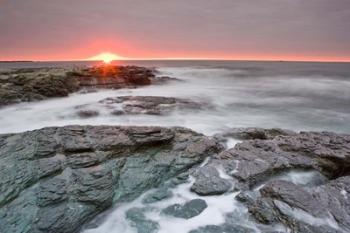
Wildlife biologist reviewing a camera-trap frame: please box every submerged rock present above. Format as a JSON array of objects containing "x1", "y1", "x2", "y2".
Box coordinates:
[
  {"x1": 189, "y1": 224, "x2": 256, "y2": 233},
  {"x1": 0, "y1": 125, "x2": 222, "y2": 233},
  {"x1": 142, "y1": 187, "x2": 173, "y2": 204},
  {"x1": 162, "y1": 199, "x2": 208, "y2": 219},
  {"x1": 74, "y1": 96, "x2": 208, "y2": 118},
  {"x1": 126, "y1": 208, "x2": 159, "y2": 233}
]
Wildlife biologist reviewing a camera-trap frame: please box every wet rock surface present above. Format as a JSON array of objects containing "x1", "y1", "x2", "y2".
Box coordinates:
[
  {"x1": 199, "y1": 129, "x2": 350, "y2": 232},
  {"x1": 74, "y1": 96, "x2": 208, "y2": 117},
  {"x1": 190, "y1": 166, "x2": 232, "y2": 196},
  {"x1": 0, "y1": 125, "x2": 222, "y2": 233},
  {"x1": 162, "y1": 199, "x2": 208, "y2": 219},
  {"x1": 0, "y1": 66, "x2": 156, "y2": 107},
  {"x1": 1, "y1": 126, "x2": 350, "y2": 233},
  {"x1": 126, "y1": 207, "x2": 160, "y2": 233}
]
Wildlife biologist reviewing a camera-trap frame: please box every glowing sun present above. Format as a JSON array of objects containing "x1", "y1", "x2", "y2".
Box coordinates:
[{"x1": 88, "y1": 52, "x2": 123, "y2": 64}]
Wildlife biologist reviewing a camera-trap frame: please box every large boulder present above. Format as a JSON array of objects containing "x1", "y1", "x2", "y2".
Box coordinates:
[{"x1": 0, "y1": 125, "x2": 222, "y2": 233}]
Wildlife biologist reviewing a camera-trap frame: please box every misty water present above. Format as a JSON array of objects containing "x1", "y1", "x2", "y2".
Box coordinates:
[
  {"x1": 1, "y1": 61, "x2": 350, "y2": 135},
  {"x1": 1, "y1": 61, "x2": 350, "y2": 232}
]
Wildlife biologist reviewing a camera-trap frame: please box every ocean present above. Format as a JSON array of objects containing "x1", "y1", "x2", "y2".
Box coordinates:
[
  {"x1": 1, "y1": 60, "x2": 350, "y2": 135},
  {"x1": 1, "y1": 60, "x2": 350, "y2": 233}
]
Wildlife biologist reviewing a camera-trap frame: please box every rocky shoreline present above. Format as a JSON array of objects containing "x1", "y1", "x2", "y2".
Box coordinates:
[
  {"x1": 0, "y1": 66, "x2": 161, "y2": 107},
  {"x1": 0, "y1": 126, "x2": 349, "y2": 233},
  {"x1": 0, "y1": 65, "x2": 349, "y2": 233}
]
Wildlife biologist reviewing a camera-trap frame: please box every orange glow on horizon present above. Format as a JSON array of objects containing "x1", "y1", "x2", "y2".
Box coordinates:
[
  {"x1": 87, "y1": 52, "x2": 124, "y2": 64},
  {"x1": 1, "y1": 51, "x2": 350, "y2": 63}
]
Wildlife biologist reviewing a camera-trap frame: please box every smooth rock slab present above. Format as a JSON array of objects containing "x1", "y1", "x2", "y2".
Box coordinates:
[{"x1": 162, "y1": 199, "x2": 208, "y2": 219}]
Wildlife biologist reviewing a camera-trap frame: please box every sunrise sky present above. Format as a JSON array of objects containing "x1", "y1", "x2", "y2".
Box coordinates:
[{"x1": 1, "y1": 0, "x2": 350, "y2": 62}]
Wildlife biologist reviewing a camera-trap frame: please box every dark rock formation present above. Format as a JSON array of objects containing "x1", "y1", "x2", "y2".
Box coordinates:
[
  {"x1": 190, "y1": 166, "x2": 232, "y2": 196},
  {"x1": 150, "y1": 76, "x2": 183, "y2": 85},
  {"x1": 74, "y1": 96, "x2": 207, "y2": 118},
  {"x1": 216, "y1": 131, "x2": 350, "y2": 188},
  {"x1": 0, "y1": 125, "x2": 222, "y2": 233},
  {"x1": 142, "y1": 187, "x2": 173, "y2": 204},
  {"x1": 0, "y1": 66, "x2": 155, "y2": 107},
  {"x1": 195, "y1": 129, "x2": 350, "y2": 233},
  {"x1": 162, "y1": 199, "x2": 208, "y2": 219}
]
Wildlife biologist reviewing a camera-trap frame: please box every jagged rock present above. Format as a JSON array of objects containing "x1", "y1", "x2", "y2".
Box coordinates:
[
  {"x1": 100, "y1": 96, "x2": 207, "y2": 116},
  {"x1": 215, "y1": 131, "x2": 350, "y2": 188},
  {"x1": 126, "y1": 207, "x2": 159, "y2": 233},
  {"x1": 162, "y1": 199, "x2": 208, "y2": 219},
  {"x1": 218, "y1": 127, "x2": 296, "y2": 140},
  {"x1": 0, "y1": 125, "x2": 222, "y2": 233},
  {"x1": 142, "y1": 187, "x2": 173, "y2": 204},
  {"x1": 0, "y1": 66, "x2": 155, "y2": 107},
  {"x1": 190, "y1": 166, "x2": 232, "y2": 196},
  {"x1": 247, "y1": 178, "x2": 350, "y2": 232}
]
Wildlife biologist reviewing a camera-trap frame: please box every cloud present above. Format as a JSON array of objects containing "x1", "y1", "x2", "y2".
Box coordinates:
[{"x1": 1, "y1": 0, "x2": 349, "y2": 60}]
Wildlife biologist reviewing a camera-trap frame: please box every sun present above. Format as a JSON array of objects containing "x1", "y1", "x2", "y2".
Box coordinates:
[{"x1": 88, "y1": 52, "x2": 123, "y2": 64}]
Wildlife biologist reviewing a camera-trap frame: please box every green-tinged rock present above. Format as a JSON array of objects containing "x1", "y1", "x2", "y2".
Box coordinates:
[
  {"x1": 162, "y1": 199, "x2": 208, "y2": 219},
  {"x1": 0, "y1": 125, "x2": 222, "y2": 233},
  {"x1": 126, "y1": 207, "x2": 159, "y2": 233}
]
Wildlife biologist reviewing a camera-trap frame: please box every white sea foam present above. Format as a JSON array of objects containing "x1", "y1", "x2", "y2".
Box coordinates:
[{"x1": 82, "y1": 178, "x2": 242, "y2": 233}]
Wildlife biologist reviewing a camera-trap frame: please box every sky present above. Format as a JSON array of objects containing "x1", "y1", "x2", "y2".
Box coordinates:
[{"x1": 1, "y1": 0, "x2": 350, "y2": 61}]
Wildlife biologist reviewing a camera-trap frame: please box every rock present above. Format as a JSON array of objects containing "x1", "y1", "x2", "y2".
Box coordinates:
[
  {"x1": 97, "y1": 96, "x2": 208, "y2": 116},
  {"x1": 191, "y1": 166, "x2": 232, "y2": 196},
  {"x1": 76, "y1": 110, "x2": 100, "y2": 118},
  {"x1": 126, "y1": 208, "x2": 159, "y2": 233},
  {"x1": 142, "y1": 187, "x2": 173, "y2": 204},
  {"x1": 0, "y1": 125, "x2": 222, "y2": 233},
  {"x1": 150, "y1": 76, "x2": 183, "y2": 85},
  {"x1": 0, "y1": 66, "x2": 155, "y2": 107},
  {"x1": 189, "y1": 224, "x2": 256, "y2": 233},
  {"x1": 162, "y1": 199, "x2": 208, "y2": 219},
  {"x1": 216, "y1": 131, "x2": 350, "y2": 188},
  {"x1": 198, "y1": 129, "x2": 350, "y2": 232}
]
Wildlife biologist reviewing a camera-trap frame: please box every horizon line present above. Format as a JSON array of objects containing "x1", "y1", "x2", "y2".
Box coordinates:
[{"x1": 1, "y1": 58, "x2": 350, "y2": 63}]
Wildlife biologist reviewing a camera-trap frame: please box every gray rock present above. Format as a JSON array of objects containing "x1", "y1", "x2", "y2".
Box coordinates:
[
  {"x1": 191, "y1": 166, "x2": 232, "y2": 196},
  {"x1": 0, "y1": 125, "x2": 222, "y2": 233},
  {"x1": 162, "y1": 199, "x2": 208, "y2": 219},
  {"x1": 216, "y1": 131, "x2": 350, "y2": 188},
  {"x1": 76, "y1": 110, "x2": 99, "y2": 118},
  {"x1": 0, "y1": 66, "x2": 155, "y2": 107},
  {"x1": 189, "y1": 224, "x2": 256, "y2": 233},
  {"x1": 95, "y1": 96, "x2": 208, "y2": 116},
  {"x1": 142, "y1": 187, "x2": 173, "y2": 204},
  {"x1": 215, "y1": 127, "x2": 296, "y2": 141}
]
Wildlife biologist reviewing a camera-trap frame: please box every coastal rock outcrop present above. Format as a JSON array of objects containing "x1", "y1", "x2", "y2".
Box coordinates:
[
  {"x1": 0, "y1": 125, "x2": 222, "y2": 233},
  {"x1": 0, "y1": 66, "x2": 156, "y2": 107},
  {"x1": 194, "y1": 129, "x2": 350, "y2": 232},
  {"x1": 74, "y1": 96, "x2": 207, "y2": 118}
]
